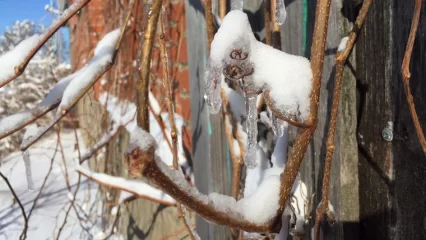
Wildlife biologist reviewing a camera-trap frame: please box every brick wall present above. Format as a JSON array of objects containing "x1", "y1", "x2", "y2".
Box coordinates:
[{"x1": 67, "y1": 0, "x2": 192, "y2": 151}]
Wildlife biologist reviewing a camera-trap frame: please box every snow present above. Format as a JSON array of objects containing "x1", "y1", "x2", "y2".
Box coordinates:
[
  {"x1": 237, "y1": 175, "x2": 281, "y2": 223},
  {"x1": 76, "y1": 166, "x2": 175, "y2": 205},
  {"x1": 126, "y1": 126, "x2": 157, "y2": 153},
  {"x1": 0, "y1": 34, "x2": 41, "y2": 85},
  {"x1": 207, "y1": 10, "x2": 313, "y2": 121},
  {"x1": 230, "y1": 0, "x2": 243, "y2": 11},
  {"x1": 0, "y1": 73, "x2": 72, "y2": 139},
  {"x1": 58, "y1": 29, "x2": 120, "y2": 112},
  {"x1": 0, "y1": 130, "x2": 103, "y2": 239},
  {"x1": 338, "y1": 36, "x2": 349, "y2": 52},
  {"x1": 98, "y1": 93, "x2": 187, "y2": 167}
]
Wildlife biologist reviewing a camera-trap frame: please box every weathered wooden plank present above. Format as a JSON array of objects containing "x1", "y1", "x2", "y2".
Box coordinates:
[
  {"x1": 392, "y1": 1, "x2": 426, "y2": 239},
  {"x1": 356, "y1": 0, "x2": 394, "y2": 239}
]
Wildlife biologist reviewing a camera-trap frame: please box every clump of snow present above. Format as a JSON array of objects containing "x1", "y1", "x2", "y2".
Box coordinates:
[
  {"x1": 207, "y1": 10, "x2": 313, "y2": 120},
  {"x1": 0, "y1": 34, "x2": 41, "y2": 85},
  {"x1": 237, "y1": 175, "x2": 281, "y2": 223},
  {"x1": 338, "y1": 36, "x2": 349, "y2": 52},
  {"x1": 58, "y1": 29, "x2": 120, "y2": 112},
  {"x1": 125, "y1": 127, "x2": 157, "y2": 153}
]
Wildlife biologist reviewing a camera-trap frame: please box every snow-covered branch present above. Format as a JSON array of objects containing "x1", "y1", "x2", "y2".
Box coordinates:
[{"x1": 0, "y1": 0, "x2": 92, "y2": 88}]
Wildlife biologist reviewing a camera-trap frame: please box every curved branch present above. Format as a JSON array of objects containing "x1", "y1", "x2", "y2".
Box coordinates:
[{"x1": 401, "y1": 0, "x2": 426, "y2": 156}]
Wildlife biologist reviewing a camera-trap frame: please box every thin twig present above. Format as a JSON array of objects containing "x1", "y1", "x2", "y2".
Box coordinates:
[
  {"x1": 313, "y1": 0, "x2": 372, "y2": 238},
  {"x1": 401, "y1": 0, "x2": 426, "y2": 156},
  {"x1": 159, "y1": 13, "x2": 197, "y2": 240},
  {"x1": 264, "y1": 0, "x2": 272, "y2": 45},
  {"x1": 270, "y1": 0, "x2": 281, "y2": 49},
  {"x1": 136, "y1": 0, "x2": 163, "y2": 130},
  {"x1": 0, "y1": 0, "x2": 92, "y2": 88},
  {"x1": 275, "y1": 0, "x2": 332, "y2": 229},
  {"x1": 0, "y1": 172, "x2": 28, "y2": 240},
  {"x1": 205, "y1": 0, "x2": 215, "y2": 48},
  {"x1": 219, "y1": 0, "x2": 226, "y2": 19}
]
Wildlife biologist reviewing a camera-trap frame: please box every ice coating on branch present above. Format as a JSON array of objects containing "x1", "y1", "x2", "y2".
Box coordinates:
[
  {"x1": 0, "y1": 34, "x2": 41, "y2": 85},
  {"x1": 204, "y1": 61, "x2": 222, "y2": 113},
  {"x1": 21, "y1": 124, "x2": 39, "y2": 191},
  {"x1": 244, "y1": 95, "x2": 258, "y2": 169},
  {"x1": 275, "y1": 0, "x2": 287, "y2": 25},
  {"x1": 231, "y1": 0, "x2": 243, "y2": 10}
]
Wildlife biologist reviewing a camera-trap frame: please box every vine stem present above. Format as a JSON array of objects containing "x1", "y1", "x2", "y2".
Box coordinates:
[
  {"x1": 313, "y1": 0, "x2": 372, "y2": 239},
  {"x1": 401, "y1": 0, "x2": 426, "y2": 156}
]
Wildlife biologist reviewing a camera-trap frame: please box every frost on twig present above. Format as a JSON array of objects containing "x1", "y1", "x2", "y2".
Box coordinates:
[{"x1": 20, "y1": 29, "x2": 121, "y2": 151}]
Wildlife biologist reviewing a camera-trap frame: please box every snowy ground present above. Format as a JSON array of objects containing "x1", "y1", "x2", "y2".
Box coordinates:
[{"x1": 0, "y1": 129, "x2": 104, "y2": 240}]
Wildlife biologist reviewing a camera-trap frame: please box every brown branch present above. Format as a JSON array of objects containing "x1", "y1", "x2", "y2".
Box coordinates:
[
  {"x1": 314, "y1": 0, "x2": 372, "y2": 238},
  {"x1": 149, "y1": 105, "x2": 173, "y2": 151},
  {"x1": 136, "y1": 0, "x2": 163, "y2": 130},
  {"x1": 221, "y1": 89, "x2": 242, "y2": 200},
  {"x1": 270, "y1": 0, "x2": 281, "y2": 49},
  {"x1": 264, "y1": 0, "x2": 272, "y2": 45},
  {"x1": 0, "y1": 0, "x2": 92, "y2": 88},
  {"x1": 138, "y1": 155, "x2": 279, "y2": 233},
  {"x1": 264, "y1": 90, "x2": 310, "y2": 129},
  {"x1": 112, "y1": 0, "x2": 136, "y2": 62},
  {"x1": 205, "y1": 0, "x2": 215, "y2": 49},
  {"x1": 275, "y1": 0, "x2": 332, "y2": 228},
  {"x1": 0, "y1": 172, "x2": 28, "y2": 240},
  {"x1": 219, "y1": 0, "x2": 226, "y2": 19},
  {"x1": 401, "y1": 0, "x2": 426, "y2": 156},
  {"x1": 159, "y1": 14, "x2": 197, "y2": 240}
]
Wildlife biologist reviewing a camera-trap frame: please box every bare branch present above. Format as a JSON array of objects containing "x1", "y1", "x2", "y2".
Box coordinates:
[
  {"x1": 159, "y1": 15, "x2": 198, "y2": 240},
  {"x1": 314, "y1": 0, "x2": 372, "y2": 238},
  {"x1": 401, "y1": 0, "x2": 426, "y2": 156},
  {"x1": 275, "y1": 0, "x2": 332, "y2": 227},
  {"x1": 0, "y1": 171, "x2": 28, "y2": 240},
  {"x1": 136, "y1": 0, "x2": 163, "y2": 130}
]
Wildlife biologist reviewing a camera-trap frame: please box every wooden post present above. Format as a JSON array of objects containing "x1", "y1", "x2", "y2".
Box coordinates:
[{"x1": 185, "y1": 0, "x2": 233, "y2": 238}]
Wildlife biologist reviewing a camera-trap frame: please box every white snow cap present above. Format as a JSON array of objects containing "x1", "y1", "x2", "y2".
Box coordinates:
[
  {"x1": 209, "y1": 10, "x2": 313, "y2": 120},
  {"x1": 338, "y1": 36, "x2": 349, "y2": 52},
  {"x1": 126, "y1": 127, "x2": 157, "y2": 153},
  {"x1": 0, "y1": 34, "x2": 41, "y2": 84}
]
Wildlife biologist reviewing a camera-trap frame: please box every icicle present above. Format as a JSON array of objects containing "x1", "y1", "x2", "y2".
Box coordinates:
[
  {"x1": 275, "y1": 0, "x2": 287, "y2": 25},
  {"x1": 204, "y1": 60, "x2": 222, "y2": 114},
  {"x1": 231, "y1": 0, "x2": 243, "y2": 10},
  {"x1": 22, "y1": 150, "x2": 34, "y2": 191},
  {"x1": 21, "y1": 124, "x2": 39, "y2": 191},
  {"x1": 244, "y1": 94, "x2": 258, "y2": 169},
  {"x1": 272, "y1": 114, "x2": 285, "y2": 136}
]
